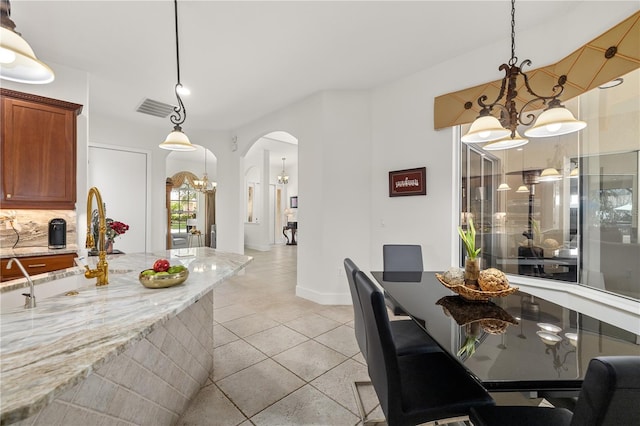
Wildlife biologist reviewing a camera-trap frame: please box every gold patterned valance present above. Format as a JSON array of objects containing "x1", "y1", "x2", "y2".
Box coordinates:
[
  {"x1": 434, "y1": 11, "x2": 640, "y2": 130},
  {"x1": 167, "y1": 171, "x2": 200, "y2": 188}
]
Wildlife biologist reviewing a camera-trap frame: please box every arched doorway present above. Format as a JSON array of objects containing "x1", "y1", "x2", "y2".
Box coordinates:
[
  {"x1": 165, "y1": 145, "x2": 217, "y2": 249},
  {"x1": 243, "y1": 131, "x2": 298, "y2": 250}
]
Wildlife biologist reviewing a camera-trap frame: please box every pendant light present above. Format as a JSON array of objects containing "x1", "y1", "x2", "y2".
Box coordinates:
[
  {"x1": 278, "y1": 157, "x2": 289, "y2": 184},
  {"x1": 0, "y1": 0, "x2": 54, "y2": 84},
  {"x1": 193, "y1": 147, "x2": 216, "y2": 192},
  {"x1": 496, "y1": 148, "x2": 511, "y2": 191},
  {"x1": 159, "y1": 0, "x2": 195, "y2": 151},
  {"x1": 516, "y1": 147, "x2": 530, "y2": 193},
  {"x1": 539, "y1": 167, "x2": 562, "y2": 182},
  {"x1": 462, "y1": 0, "x2": 586, "y2": 144}
]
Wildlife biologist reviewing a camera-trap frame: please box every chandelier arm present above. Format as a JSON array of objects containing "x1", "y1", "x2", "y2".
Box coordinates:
[
  {"x1": 477, "y1": 63, "x2": 510, "y2": 111},
  {"x1": 519, "y1": 60, "x2": 566, "y2": 103}
]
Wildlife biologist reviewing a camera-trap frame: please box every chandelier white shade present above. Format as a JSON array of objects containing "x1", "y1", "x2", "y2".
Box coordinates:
[
  {"x1": 461, "y1": 115, "x2": 510, "y2": 143},
  {"x1": 523, "y1": 107, "x2": 587, "y2": 138},
  {"x1": 539, "y1": 167, "x2": 562, "y2": 182},
  {"x1": 516, "y1": 185, "x2": 530, "y2": 193},
  {"x1": 159, "y1": 127, "x2": 195, "y2": 151},
  {"x1": 483, "y1": 131, "x2": 528, "y2": 151},
  {"x1": 0, "y1": 1, "x2": 54, "y2": 84},
  {"x1": 497, "y1": 183, "x2": 511, "y2": 191}
]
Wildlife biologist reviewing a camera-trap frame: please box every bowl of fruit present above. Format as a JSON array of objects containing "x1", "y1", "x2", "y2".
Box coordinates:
[{"x1": 139, "y1": 258, "x2": 189, "y2": 289}]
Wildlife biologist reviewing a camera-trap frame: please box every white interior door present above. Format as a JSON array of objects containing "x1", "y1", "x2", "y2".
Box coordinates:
[{"x1": 88, "y1": 145, "x2": 148, "y2": 253}]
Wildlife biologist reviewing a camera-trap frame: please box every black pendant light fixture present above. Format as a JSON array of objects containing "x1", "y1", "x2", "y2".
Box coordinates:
[
  {"x1": 462, "y1": 0, "x2": 586, "y2": 149},
  {"x1": 0, "y1": 0, "x2": 54, "y2": 84},
  {"x1": 160, "y1": 0, "x2": 195, "y2": 151}
]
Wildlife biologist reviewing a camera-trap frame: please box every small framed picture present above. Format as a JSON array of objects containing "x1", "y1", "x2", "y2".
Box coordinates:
[
  {"x1": 389, "y1": 167, "x2": 427, "y2": 197},
  {"x1": 290, "y1": 196, "x2": 298, "y2": 208}
]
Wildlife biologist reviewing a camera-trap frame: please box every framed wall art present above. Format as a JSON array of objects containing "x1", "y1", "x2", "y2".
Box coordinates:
[{"x1": 389, "y1": 167, "x2": 427, "y2": 197}]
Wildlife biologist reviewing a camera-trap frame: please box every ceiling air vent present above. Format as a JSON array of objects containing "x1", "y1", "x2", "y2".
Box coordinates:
[{"x1": 136, "y1": 98, "x2": 176, "y2": 118}]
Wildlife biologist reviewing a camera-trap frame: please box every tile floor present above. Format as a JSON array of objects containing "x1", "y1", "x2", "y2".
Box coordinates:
[
  {"x1": 176, "y1": 245, "x2": 540, "y2": 426},
  {"x1": 176, "y1": 245, "x2": 381, "y2": 426}
]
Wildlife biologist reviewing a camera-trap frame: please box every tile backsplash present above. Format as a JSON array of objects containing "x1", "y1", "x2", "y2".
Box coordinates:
[{"x1": 0, "y1": 210, "x2": 77, "y2": 249}]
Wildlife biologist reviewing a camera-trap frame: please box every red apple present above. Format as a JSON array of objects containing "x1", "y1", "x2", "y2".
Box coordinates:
[{"x1": 153, "y1": 258, "x2": 170, "y2": 272}]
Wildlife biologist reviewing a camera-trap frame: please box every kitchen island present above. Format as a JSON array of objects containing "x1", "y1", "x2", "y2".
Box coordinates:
[{"x1": 0, "y1": 247, "x2": 252, "y2": 425}]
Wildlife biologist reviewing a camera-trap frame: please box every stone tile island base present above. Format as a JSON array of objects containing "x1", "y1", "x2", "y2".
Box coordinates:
[{"x1": 13, "y1": 290, "x2": 213, "y2": 426}]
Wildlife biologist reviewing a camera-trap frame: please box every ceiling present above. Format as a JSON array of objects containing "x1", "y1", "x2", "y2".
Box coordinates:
[{"x1": 9, "y1": 0, "x2": 586, "y2": 135}]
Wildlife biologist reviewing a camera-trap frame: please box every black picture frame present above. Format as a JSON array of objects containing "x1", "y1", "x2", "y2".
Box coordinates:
[{"x1": 290, "y1": 196, "x2": 298, "y2": 208}]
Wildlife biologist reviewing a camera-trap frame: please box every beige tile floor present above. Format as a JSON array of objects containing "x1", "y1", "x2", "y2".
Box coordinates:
[
  {"x1": 177, "y1": 245, "x2": 540, "y2": 426},
  {"x1": 176, "y1": 245, "x2": 382, "y2": 426}
]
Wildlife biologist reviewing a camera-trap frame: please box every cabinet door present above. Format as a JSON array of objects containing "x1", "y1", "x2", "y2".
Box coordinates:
[{"x1": 1, "y1": 91, "x2": 82, "y2": 209}]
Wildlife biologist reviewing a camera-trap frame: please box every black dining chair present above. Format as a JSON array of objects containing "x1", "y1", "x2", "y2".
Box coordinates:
[
  {"x1": 382, "y1": 244, "x2": 424, "y2": 316},
  {"x1": 354, "y1": 270, "x2": 495, "y2": 426},
  {"x1": 345, "y1": 258, "x2": 442, "y2": 423},
  {"x1": 470, "y1": 356, "x2": 640, "y2": 426},
  {"x1": 344, "y1": 258, "x2": 440, "y2": 359}
]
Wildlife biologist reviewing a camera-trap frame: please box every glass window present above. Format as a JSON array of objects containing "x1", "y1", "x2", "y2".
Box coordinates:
[
  {"x1": 460, "y1": 69, "x2": 639, "y2": 301},
  {"x1": 170, "y1": 183, "x2": 198, "y2": 234}
]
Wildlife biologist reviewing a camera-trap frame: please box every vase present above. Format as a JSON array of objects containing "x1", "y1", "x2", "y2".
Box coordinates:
[
  {"x1": 105, "y1": 240, "x2": 114, "y2": 254},
  {"x1": 464, "y1": 256, "x2": 481, "y2": 289}
]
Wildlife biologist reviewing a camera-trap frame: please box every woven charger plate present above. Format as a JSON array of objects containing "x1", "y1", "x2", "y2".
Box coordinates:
[{"x1": 435, "y1": 273, "x2": 518, "y2": 301}]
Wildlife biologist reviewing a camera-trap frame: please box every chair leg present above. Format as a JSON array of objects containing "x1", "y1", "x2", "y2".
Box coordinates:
[
  {"x1": 432, "y1": 417, "x2": 472, "y2": 425},
  {"x1": 352, "y1": 380, "x2": 386, "y2": 425}
]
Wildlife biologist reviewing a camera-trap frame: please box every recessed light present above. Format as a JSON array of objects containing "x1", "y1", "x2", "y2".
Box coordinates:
[{"x1": 599, "y1": 78, "x2": 623, "y2": 89}]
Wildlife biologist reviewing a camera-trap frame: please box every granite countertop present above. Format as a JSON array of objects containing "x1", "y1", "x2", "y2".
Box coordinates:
[
  {"x1": 0, "y1": 247, "x2": 252, "y2": 424},
  {"x1": 0, "y1": 245, "x2": 79, "y2": 259}
]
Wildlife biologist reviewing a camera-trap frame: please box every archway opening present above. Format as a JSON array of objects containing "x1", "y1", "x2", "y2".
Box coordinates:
[
  {"x1": 165, "y1": 145, "x2": 218, "y2": 249},
  {"x1": 243, "y1": 131, "x2": 298, "y2": 251}
]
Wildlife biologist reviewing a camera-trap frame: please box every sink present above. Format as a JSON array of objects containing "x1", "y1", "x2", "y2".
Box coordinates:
[
  {"x1": 0, "y1": 269, "x2": 134, "y2": 311},
  {"x1": 1, "y1": 274, "x2": 87, "y2": 311}
]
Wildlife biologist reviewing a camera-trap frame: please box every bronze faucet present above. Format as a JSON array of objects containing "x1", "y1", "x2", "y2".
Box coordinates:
[{"x1": 84, "y1": 187, "x2": 109, "y2": 286}]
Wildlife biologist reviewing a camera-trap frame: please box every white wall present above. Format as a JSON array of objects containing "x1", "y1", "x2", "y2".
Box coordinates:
[{"x1": 234, "y1": 91, "x2": 372, "y2": 304}]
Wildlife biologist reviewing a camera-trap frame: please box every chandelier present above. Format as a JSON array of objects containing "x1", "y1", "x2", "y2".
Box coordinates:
[
  {"x1": 0, "y1": 0, "x2": 54, "y2": 84},
  {"x1": 278, "y1": 157, "x2": 289, "y2": 184},
  {"x1": 193, "y1": 147, "x2": 216, "y2": 192},
  {"x1": 461, "y1": 0, "x2": 586, "y2": 149},
  {"x1": 159, "y1": 0, "x2": 195, "y2": 151}
]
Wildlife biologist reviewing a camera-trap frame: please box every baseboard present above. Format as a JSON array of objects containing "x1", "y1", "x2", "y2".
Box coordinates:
[
  {"x1": 295, "y1": 285, "x2": 351, "y2": 305},
  {"x1": 244, "y1": 243, "x2": 271, "y2": 252}
]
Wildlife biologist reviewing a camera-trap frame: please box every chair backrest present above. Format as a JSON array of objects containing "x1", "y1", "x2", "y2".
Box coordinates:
[
  {"x1": 344, "y1": 258, "x2": 367, "y2": 360},
  {"x1": 354, "y1": 270, "x2": 402, "y2": 421},
  {"x1": 383, "y1": 244, "x2": 423, "y2": 272},
  {"x1": 570, "y1": 356, "x2": 640, "y2": 426}
]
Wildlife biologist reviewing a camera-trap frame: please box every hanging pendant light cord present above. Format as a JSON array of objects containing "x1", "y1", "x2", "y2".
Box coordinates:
[
  {"x1": 170, "y1": 0, "x2": 186, "y2": 129},
  {"x1": 509, "y1": 0, "x2": 517, "y2": 66}
]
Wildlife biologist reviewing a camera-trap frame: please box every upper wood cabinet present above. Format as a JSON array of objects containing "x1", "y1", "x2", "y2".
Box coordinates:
[{"x1": 0, "y1": 89, "x2": 83, "y2": 209}]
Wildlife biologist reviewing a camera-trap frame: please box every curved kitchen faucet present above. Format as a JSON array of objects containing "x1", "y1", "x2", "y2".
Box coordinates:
[{"x1": 6, "y1": 258, "x2": 36, "y2": 309}]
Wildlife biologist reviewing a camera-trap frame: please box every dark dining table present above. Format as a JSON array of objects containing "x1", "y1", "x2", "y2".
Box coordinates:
[{"x1": 371, "y1": 271, "x2": 640, "y2": 395}]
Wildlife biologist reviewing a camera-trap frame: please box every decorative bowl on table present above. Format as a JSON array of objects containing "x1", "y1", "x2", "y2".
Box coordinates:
[
  {"x1": 139, "y1": 269, "x2": 189, "y2": 289},
  {"x1": 435, "y1": 269, "x2": 518, "y2": 301}
]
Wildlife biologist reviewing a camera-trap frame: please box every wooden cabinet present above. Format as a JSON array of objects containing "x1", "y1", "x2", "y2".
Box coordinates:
[
  {"x1": 0, "y1": 89, "x2": 83, "y2": 209},
  {"x1": 0, "y1": 253, "x2": 78, "y2": 282}
]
